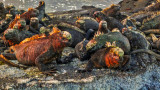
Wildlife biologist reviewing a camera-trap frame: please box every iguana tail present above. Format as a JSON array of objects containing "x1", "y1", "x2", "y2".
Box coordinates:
[
  {"x1": 131, "y1": 49, "x2": 160, "y2": 60},
  {"x1": 0, "y1": 54, "x2": 27, "y2": 69}
]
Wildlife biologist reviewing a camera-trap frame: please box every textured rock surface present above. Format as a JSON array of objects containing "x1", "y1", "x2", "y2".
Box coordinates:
[
  {"x1": 0, "y1": 47, "x2": 160, "y2": 90},
  {"x1": 0, "y1": 0, "x2": 160, "y2": 89}
]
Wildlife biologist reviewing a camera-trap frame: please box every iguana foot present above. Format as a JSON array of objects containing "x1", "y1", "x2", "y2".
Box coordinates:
[{"x1": 41, "y1": 68, "x2": 57, "y2": 75}]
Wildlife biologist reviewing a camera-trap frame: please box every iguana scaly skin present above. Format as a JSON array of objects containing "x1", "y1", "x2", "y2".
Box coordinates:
[
  {"x1": 78, "y1": 42, "x2": 129, "y2": 72},
  {"x1": 57, "y1": 22, "x2": 85, "y2": 47},
  {"x1": 76, "y1": 17, "x2": 99, "y2": 32},
  {"x1": 75, "y1": 30, "x2": 130, "y2": 60},
  {"x1": 0, "y1": 28, "x2": 72, "y2": 75},
  {"x1": 129, "y1": 10, "x2": 160, "y2": 31},
  {"x1": 86, "y1": 31, "x2": 130, "y2": 54},
  {"x1": 140, "y1": 15, "x2": 160, "y2": 30},
  {"x1": 122, "y1": 28, "x2": 150, "y2": 51}
]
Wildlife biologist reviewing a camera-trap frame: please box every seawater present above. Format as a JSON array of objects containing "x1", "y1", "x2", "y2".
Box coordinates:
[{"x1": 1, "y1": 0, "x2": 122, "y2": 12}]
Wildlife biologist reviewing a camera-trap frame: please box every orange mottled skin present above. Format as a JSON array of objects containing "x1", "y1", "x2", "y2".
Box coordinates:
[
  {"x1": 0, "y1": 29, "x2": 70, "y2": 74},
  {"x1": 11, "y1": 31, "x2": 68, "y2": 65},
  {"x1": 8, "y1": 8, "x2": 38, "y2": 29},
  {"x1": 104, "y1": 52, "x2": 120, "y2": 68},
  {"x1": 3, "y1": 8, "x2": 39, "y2": 45},
  {"x1": 78, "y1": 47, "x2": 126, "y2": 72}
]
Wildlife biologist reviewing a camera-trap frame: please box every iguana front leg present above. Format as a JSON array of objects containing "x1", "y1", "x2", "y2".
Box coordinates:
[
  {"x1": 35, "y1": 46, "x2": 57, "y2": 75},
  {"x1": 57, "y1": 53, "x2": 76, "y2": 64},
  {"x1": 78, "y1": 60, "x2": 94, "y2": 73}
]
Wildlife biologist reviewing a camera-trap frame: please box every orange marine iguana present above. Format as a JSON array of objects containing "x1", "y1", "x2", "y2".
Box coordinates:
[
  {"x1": 3, "y1": 8, "x2": 39, "y2": 45},
  {"x1": 0, "y1": 28, "x2": 72, "y2": 74},
  {"x1": 3, "y1": 1, "x2": 50, "y2": 45},
  {"x1": 7, "y1": 8, "x2": 39, "y2": 29},
  {"x1": 7, "y1": 1, "x2": 49, "y2": 29}
]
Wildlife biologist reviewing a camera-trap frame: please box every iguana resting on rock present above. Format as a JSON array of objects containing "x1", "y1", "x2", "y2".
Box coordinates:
[
  {"x1": 35, "y1": 1, "x2": 51, "y2": 21},
  {"x1": 0, "y1": 28, "x2": 72, "y2": 75},
  {"x1": 7, "y1": 8, "x2": 39, "y2": 29},
  {"x1": 57, "y1": 22, "x2": 86, "y2": 47},
  {"x1": 29, "y1": 17, "x2": 44, "y2": 34},
  {"x1": 5, "y1": 1, "x2": 48, "y2": 30},
  {"x1": 78, "y1": 42, "x2": 160, "y2": 73},
  {"x1": 122, "y1": 27, "x2": 150, "y2": 51},
  {"x1": 93, "y1": 11, "x2": 124, "y2": 31},
  {"x1": 101, "y1": 4, "x2": 126, "y2": 21},
  {"x1": 76, "y1": 17, "x2": 99, "y2": 32},
  {"x1": 48, "y1": 5, "x2": 102, "y2": 25},
  {"x1": 75, "y1": 29, "x2": 130, "y2": 61},
  {"x1": 78, "y1": 42, "x2": 129, "y2": 72},
  {"x1": 3, "y1": 18, "x2": 34, "y2": 45},
  {"x1": 128, "y1": 8, "x2": 160, "y2": 31},
  {"x1": 0, "y1": 14, "x2": 13, "y2": 33}
]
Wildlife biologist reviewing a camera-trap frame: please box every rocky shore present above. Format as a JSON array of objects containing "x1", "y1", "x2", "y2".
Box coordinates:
[
  {"x1": 0, "y1": 50, "x2": 160, "y2": 89},
  {"x1": 0, "y1": 0, "x2": 160, "y2": 90},
  {"x1": 0, "y1": 47, "x2": 159, "y2": 90}
]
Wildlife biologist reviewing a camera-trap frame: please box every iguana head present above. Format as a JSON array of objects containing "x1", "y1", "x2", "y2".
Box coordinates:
[
  {"x1": 104, "y1": 41, "x2": 124, "y2": 68},
  {"x1": 39, "y1": 1, "x2": 45, "y2": 6},
  {"x1": 86, "y1": 31, "x2": 103, "y2": 51},
  {"x1": 16, "y1": 19, "x2": 26, "y2": 30},
  {"x1": 93, "y1": 11, "x2": 104, "y2": 23},
  {"x1": 27, "y1": 8, "x2": 39, "y2": 18},
  {"x1": 49, "y1": 27, "x2": 72, "y2": 51}
]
